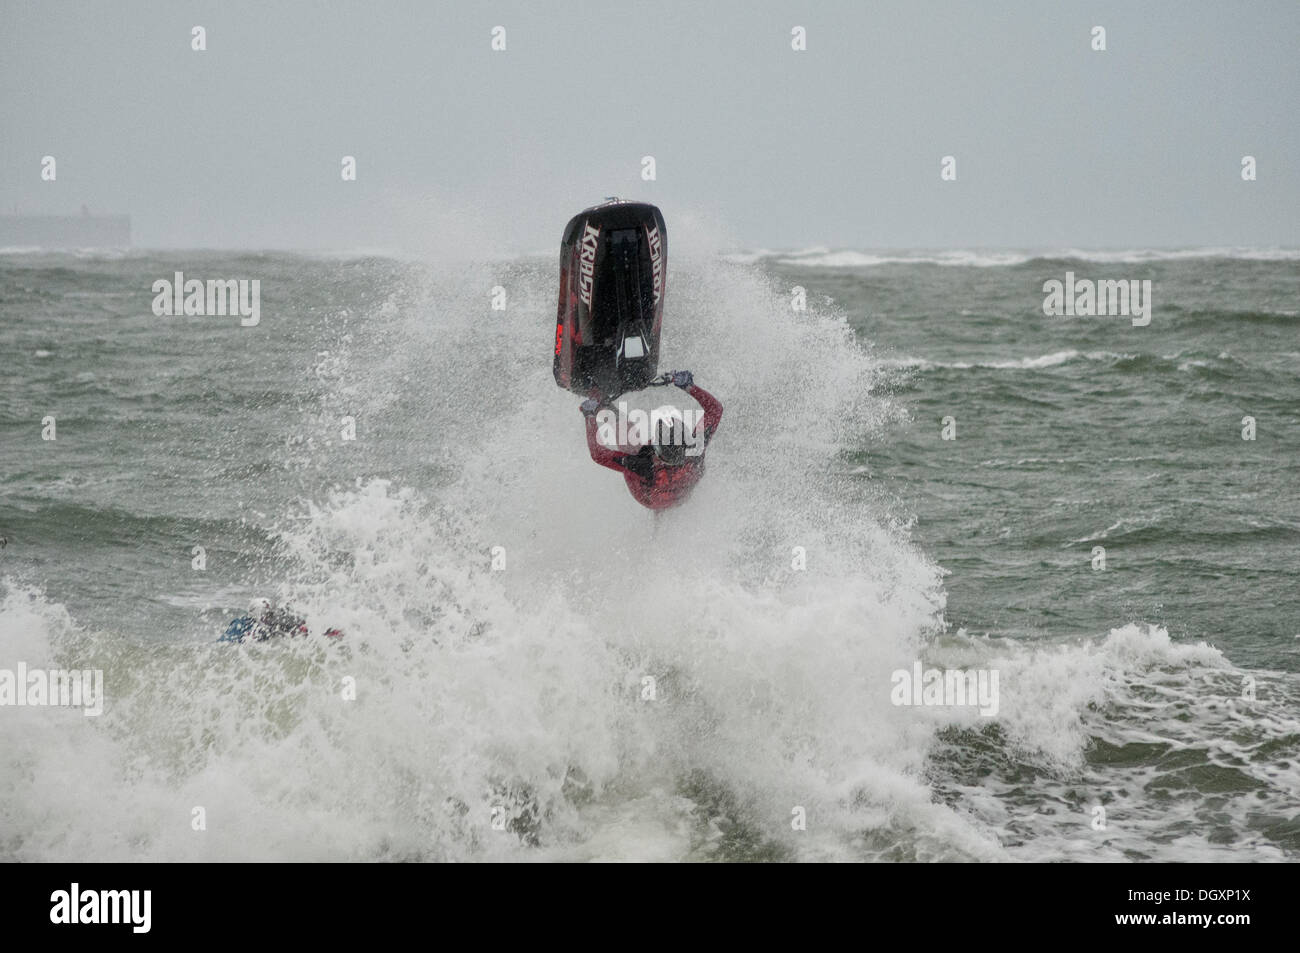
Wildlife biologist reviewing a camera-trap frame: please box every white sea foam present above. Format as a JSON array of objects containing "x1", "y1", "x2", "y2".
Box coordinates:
[
  {"x1": 879, "y1": 349, "x2": 1110, "y2": 372},
  {"x1": 3, "y1": 246, "x2": 1292, "y2": 863},
  {"x1": 723, "y1": 247, "x2": 1300, "y2": 268},
  {"x1": 926, "y1": 624, "x2": 1298, "y2": 861},
  {"x1": 0, "y1": 254, "x2": 975, "y2": 861},
  {"x1": 773, "y1": 250, "x2": 1034, "y2": 268}
]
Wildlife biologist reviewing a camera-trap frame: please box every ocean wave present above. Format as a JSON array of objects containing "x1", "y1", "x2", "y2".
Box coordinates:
[
  {"x1": 1047, "y1": 247, "x2": 1300, "y2": 264},
  {"x1": 878, "y1": 349, "x2": 1097, "y2": 372},
  {"x1": 0, "y1": 257, "x2": 977, "y2": 863},
  {"x1": 727, "y1": 247, "x2": 1300, "y2": 268},
  {"x1": 879, "y1": 349, "x2": 1262, "y2": 375},
  {"x1": 0, "y1": 246, "x2": 137, "y2": 260},
  {"x1": 774, "y1": 250, "x2": 1034, "y2": 268},
  {"x1": 926, "y1": 623, "x2": 1300, "y2": 860}
]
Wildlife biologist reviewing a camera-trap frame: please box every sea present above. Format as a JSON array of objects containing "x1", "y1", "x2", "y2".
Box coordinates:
[{"x1": 1, "y1": 245, "x2": 1297, "y2": 861}]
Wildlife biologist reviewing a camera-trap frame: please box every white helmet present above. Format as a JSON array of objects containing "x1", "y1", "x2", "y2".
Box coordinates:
[{"x1": 651, "y1": 409, "x2": 687, "y2": 466}]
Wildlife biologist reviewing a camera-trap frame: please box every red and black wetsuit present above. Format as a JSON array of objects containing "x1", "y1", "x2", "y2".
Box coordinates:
[{"x1": 584, "y1": 384, "x2": 723, "y2": 510}]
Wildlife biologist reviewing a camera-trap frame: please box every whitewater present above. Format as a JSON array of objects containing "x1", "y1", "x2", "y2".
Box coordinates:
[{"x1": 1, "y1": 246, "x2": 1297, "y2": 861}]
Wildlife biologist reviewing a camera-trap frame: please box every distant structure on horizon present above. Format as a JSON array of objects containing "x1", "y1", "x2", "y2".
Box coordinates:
[{"x1": 0, "y1": 208, "x2": 131, "y2": 248}]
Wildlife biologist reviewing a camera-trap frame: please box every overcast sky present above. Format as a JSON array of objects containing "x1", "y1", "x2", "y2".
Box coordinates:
[{"x1": 2, "y1": 0, "x2": 1297, "y2": 251}]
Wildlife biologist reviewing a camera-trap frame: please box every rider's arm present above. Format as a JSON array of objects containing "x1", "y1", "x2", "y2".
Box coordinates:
[
  {"x1": 685, "y1": 384, "x2": 723, "y2": 443},
  {"x1": 585, "y1": 412, "x2": 629, "y2": 473}
]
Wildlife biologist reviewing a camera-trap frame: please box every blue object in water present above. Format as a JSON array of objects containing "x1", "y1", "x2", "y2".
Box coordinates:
[{"x1": 219, "y1": 616, "x2": 254, "y2": 643}]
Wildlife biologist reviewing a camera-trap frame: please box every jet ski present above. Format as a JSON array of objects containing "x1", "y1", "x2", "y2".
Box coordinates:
[{"x1": 553, "y1": 198, "x2": 667, "y2": 398}]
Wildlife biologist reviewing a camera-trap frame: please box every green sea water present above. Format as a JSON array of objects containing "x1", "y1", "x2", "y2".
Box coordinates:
[{"x1": 1, "y1": 248, "x2": 1296, "y2": 861}]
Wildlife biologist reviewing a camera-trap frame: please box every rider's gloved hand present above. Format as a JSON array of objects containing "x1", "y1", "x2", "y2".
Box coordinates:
[
  {"x1": 671, "y1": 370, "x2": 693, "y2": 389},
  {"x1": 580, "y1": 398, "x2": 600, "y2": 416}
]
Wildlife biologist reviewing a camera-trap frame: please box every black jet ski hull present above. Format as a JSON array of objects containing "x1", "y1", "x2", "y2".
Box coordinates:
[{"x1": 553, "y1": 200, "x2": 666, "y2": 397}]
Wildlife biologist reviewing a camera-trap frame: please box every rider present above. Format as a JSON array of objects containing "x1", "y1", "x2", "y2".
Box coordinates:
[
  {"x1": 581, "y1": 370, "x2": 723, "y2": 510},
  {"x1": 220, "y1": 598, "x2": 343, "y2": 642}
]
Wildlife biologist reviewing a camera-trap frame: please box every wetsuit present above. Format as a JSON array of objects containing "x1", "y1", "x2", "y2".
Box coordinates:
[
  {"x1": 218, "y1": 607, "x2": 337, "y2": 643},
  {"x1": 583, "y1": 383, "x2": 723, "y2": 510}
]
